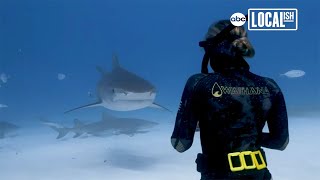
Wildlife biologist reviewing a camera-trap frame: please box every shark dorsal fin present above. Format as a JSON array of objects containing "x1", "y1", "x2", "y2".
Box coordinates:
[
  {"x1": 112, "y1": 54, "x2": 121, "y2": 70},
  {"x1": 73, "y1": 119, "x2": 84, "y2": 128}
]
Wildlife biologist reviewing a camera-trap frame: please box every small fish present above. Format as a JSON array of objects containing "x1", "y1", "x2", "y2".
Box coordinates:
[
  {"x1": 0, "y1": 104, "x2": 8, "y2": 108},
  {"x1": 280, "y1": 70, "x2": 305, "y2": 78},
  {"x1": 0, "y1": 73, "x2": 9, "y2": 83},
  {"x1": 57, "y1": 73, "x2": 66, "y2": 80}
]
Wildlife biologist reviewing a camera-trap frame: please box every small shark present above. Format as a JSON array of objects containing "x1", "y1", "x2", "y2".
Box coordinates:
[
  {"x1": 42, "y1": 113, "x2": 159, "y2": 139},
  {"x1": 0, "y1": 121, "x2": 19, "y2": 139},
  {"x1": 65, "y1": 54, "x2": 169, "y2": 113}
]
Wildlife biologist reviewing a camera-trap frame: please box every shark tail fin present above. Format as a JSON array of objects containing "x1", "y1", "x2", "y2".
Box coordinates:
[
  {"x1": 64, "y1": 101, "x2": 102, "y2": 114},
  {"x1": 50, "y1": 126, "x2": 69, "y2": 139},
  {"x1": 112, "y1": 53, "x2": 120, "y2": 69},
  {"x1": 150, "y1": 102, "x2": 172, "y2": 112}
]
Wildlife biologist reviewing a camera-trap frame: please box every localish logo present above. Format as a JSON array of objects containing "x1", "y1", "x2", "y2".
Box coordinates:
[
  {"x1": 211, "y1": 82, "x2": 270, "y2": 98},
  {"x1": 248, "y1": 8, "x2": 298, "y2": 31}
]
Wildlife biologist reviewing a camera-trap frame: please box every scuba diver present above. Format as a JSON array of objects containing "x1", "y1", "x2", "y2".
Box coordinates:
[{"x1": 171, "y1": 20, "x2": 289, "y2": 180}]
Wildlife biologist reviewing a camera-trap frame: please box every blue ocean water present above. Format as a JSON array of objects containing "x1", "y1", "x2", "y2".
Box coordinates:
[
  {"x1": 0, "y1": 0, "x2": 319, "y2": 179},
  {"x1": 1, "y1": 1, "x2": 319, "y2": 121}
]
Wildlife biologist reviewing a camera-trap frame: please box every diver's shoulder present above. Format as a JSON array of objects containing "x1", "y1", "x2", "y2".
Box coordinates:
[
  {"x1": 183, "y1": 73, "x2": 208, "y2": 92},
  {"x1": 248, "y1": 71, "x2": 268, "y2": 79},
  {"x1": 249, "y1": 72, "x2": 281, "y2": 91},
  {"x1": 187, "y1": 73, "x2": 208, "y2": 83}
]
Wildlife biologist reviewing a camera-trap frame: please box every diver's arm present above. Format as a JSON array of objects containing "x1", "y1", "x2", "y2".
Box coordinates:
[
  {"x1": 171, "y1": 74, "x2": 204, "y2": 153},
  {"x1": 261, "y1": 90, "x2": 289, "y2": 151}
]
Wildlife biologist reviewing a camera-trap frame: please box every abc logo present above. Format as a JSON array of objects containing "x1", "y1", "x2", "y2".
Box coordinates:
[{"x1": 230, "y1": 13, "x2": 246, "y2": 26}]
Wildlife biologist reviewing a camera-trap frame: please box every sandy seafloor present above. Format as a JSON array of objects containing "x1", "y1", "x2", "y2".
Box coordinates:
[{"x1": 0, "y1": 117, "x2": 319, "y2": 180}]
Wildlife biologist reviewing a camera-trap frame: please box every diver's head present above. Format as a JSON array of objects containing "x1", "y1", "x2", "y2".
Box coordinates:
[
  {"x1": 205, "y1": 20, "x2": 255, "y2": 58},
  {"x1": 200, "y1": 20, "x2": 255, "y2": 73}
]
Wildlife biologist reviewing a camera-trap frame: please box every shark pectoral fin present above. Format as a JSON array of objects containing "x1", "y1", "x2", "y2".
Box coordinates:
[
  {"x1": 64, "y1": 101, "x2": 102, "y2": 114},
  {"x1": 73, "y1": 132, "x2": 84, "y2": 138},
  {"x1": 150, "y1": 103, "x2": 172, "y2": 112}
]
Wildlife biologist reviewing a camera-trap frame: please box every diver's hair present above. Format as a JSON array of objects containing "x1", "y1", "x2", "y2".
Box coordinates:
[{"x1": 205, "y1": 20, "x2": 255, "y2": 57}]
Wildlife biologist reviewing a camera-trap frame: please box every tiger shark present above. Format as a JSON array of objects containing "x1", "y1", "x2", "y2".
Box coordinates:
[
  {"x1": 42, "y1": 113, "x2": 159, "y2": 139},
  {"x1": 65, "y1": 55, "x2": 169, "y2": 113}
]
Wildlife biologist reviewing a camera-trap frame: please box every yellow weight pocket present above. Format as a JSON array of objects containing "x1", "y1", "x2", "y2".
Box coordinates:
[
  {"x1": 241, "y1": 151, "x2": 256, "y2": 170},
  {"x1": 228, "y1": 150, "x2": 266, "y2": 172},
  {"x1": 228, "y1": 152, "x2": 244, "y2": 172},
  {"x1": 252, "y1": 150, "x2": 267, "y2": 170}
]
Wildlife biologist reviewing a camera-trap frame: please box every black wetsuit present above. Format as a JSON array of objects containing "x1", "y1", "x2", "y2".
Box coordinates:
[{"x1": 171, "y1": 57, "x2": 289, "y2": 180}]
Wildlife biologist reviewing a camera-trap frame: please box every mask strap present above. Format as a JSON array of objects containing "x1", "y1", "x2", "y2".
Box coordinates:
[{"x1": 201, "y1": 50, "x2": 210, "y2": 74}]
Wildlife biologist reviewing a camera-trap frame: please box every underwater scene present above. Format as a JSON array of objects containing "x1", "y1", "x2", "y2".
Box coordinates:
[{"x1": 0, "y1": 0, "x2": 319, "y2": 180}]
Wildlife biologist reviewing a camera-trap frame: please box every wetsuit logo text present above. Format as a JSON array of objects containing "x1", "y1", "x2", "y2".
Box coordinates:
[{"x1": 212, "y1": 82, "x2": 270, "y2": 97}]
